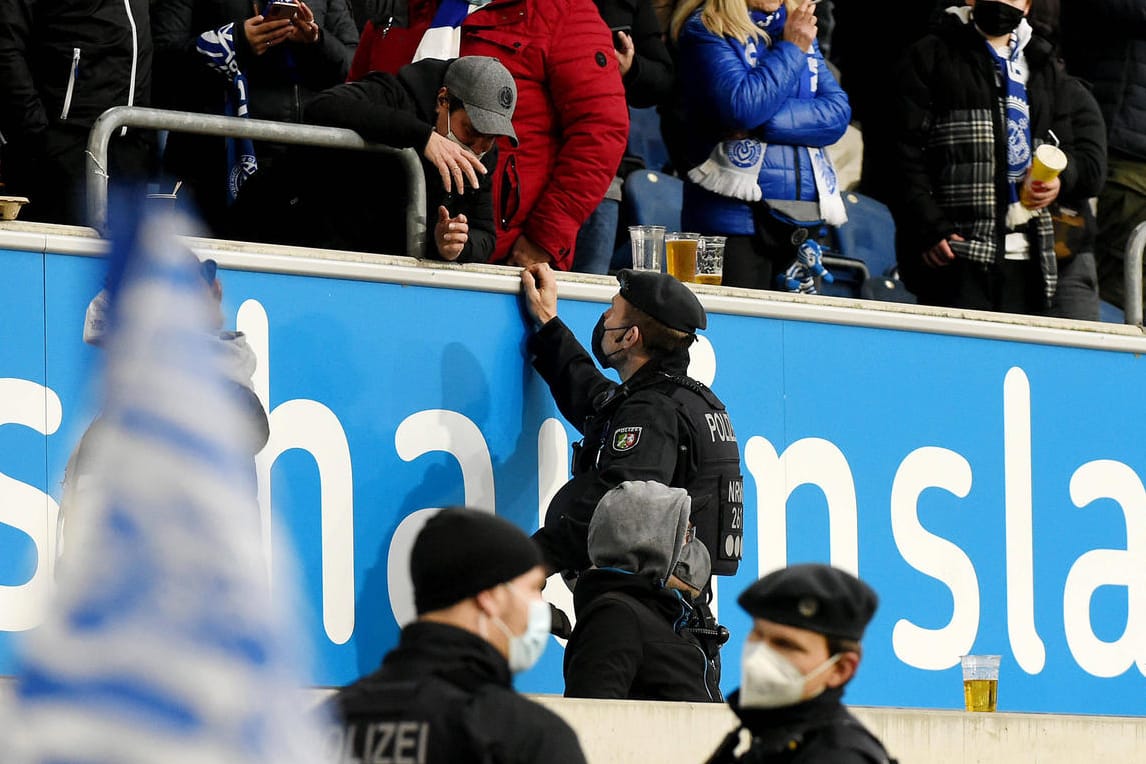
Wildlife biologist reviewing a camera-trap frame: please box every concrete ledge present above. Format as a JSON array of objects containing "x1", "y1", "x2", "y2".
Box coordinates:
[{"x1": 528, "y1": 695, "x2": 1146, "y2": 764}]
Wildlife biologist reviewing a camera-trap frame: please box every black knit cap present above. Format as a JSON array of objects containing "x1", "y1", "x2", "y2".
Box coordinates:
[
  {"x1": 617, "y1": 268, "x2": 707, "y2": 333},
  {"x1": 411, "y1": 508, "x2": 542, "y2": 615},
  {"x1": 737, "y1": 563, "x2": 878, "y2": 642}
]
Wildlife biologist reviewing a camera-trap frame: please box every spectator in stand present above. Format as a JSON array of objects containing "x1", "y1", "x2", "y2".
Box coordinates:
[
  {"x1": 1028, "y1": 1, "x2": 1108, "y2": 322},
  {"x1": 272, "y1": 55, "x2": 516, "y2": 261},
  {"x1": 573, "y1": 0, "x2": 675, "y2": 274},
  {"x1": 323, "y1": 508, "x2": 588, "y2": 764},
  {"x1": 893, "y1": 0, "x2": 1069, "y2": 314},
  {"x1": 704, "y1": 564, "x2": 894, "y2": 764},
  {"x1": 347, "y1": 0, "x2": 629, "y2": 270},
  {"x1": 564, "y1": 481, "x2": 722, "y2": 702},
  {"x1": 151, "y1": 0, "x2": 358, "y2": 236},
  {"x1": 672, "y1": 0, "x2": 851, "y2": 291},
  {"x1": 0, "y1": 0, "x2": 152, "y2": 225},
  {"x1": 1060, "y1": 0, "x2": 1146, "y2": 319},
  {"x1": 829, "y1": 1, "x2": 937, "y2": 207}
]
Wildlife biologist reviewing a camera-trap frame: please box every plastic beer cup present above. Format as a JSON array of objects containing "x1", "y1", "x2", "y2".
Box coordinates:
[
  {"x1": 1021, "y1": 144, "x2": 1068, "y2": 208},
  {"x1": 960, "y1": 655, "x2": 1000, "y2": 712},
  {"x1": 628, "y1": 225, "x2": 665, "y2": 271},
  {"x1": 695, "y1": 236, "x2": 726, "y2": 286},
  {"x1": 666, "y1": 232, "x2": 700, "y2": 283}
]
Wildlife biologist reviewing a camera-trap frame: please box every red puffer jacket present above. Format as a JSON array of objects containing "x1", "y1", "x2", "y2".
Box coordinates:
[{"x1": 349, "y1": 0, "x2": 629, "y2": 269}]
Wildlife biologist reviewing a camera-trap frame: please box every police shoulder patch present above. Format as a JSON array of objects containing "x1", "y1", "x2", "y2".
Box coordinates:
[{"x1": 612, "y1": 426, "x2": 643, "y2": 452}]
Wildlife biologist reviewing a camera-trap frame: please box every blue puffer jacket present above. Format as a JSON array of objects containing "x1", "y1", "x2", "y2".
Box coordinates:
[{"x1": 676, "y1": 10, "x2": 850, "y2": 235}]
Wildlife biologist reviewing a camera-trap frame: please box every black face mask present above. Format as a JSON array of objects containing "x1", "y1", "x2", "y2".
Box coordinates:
[
  {"x1": 591, "y1": 315, "x2": 633, "y2": 368},
  {"x1": 973, "y1": 0, "x2": 1026, "y2": 37}
]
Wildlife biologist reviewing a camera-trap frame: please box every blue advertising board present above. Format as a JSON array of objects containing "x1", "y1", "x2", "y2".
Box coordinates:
[{"x1": 2, "y1": 237, "x2": 1144, "y2": 715}]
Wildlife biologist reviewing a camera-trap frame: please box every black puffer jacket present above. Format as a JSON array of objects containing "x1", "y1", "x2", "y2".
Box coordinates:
[
  {"x1": 1061, "y1": 0, "x2": 1146, "y2": 161},
  {"x1": 564, "y1": 570, "x2": 721, "y2": 702},
  {"x1": 0, "y1": 0, "x2": 151, "y2": 139}
]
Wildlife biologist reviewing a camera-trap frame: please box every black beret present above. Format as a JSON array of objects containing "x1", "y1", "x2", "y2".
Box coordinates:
[
  {"x1": 737, "y1": 563, "x2": 878, "y2": 642},
  {"x1": 617, "y1": 268, "x2": 707, "y2": 333},
  {"x1": 411, "y1": 508, "x2": 542, "y2": 614}
]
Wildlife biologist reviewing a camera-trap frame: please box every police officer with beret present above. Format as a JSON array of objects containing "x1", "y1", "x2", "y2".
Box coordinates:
[
  {"x1": 706, "y1": 564, "x2": 896, "y2": 764},
  {"x1": 519, "y1": 263, "x2": 744, "y2": 585}
]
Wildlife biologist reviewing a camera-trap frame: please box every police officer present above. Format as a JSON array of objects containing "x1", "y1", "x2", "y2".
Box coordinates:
[
  {"x1": 706, "y1": 564, "x2": 896, "y2": 764},
  {"x1": 519, "y1": 263, "x2": 744, "y2": 584},
  {"x1": 323, "y1": 508, "x2": 587, "y2": 764}
]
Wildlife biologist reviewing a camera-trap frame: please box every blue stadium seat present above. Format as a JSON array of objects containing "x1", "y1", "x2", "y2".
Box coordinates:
[
  {"x1": 622, "y1": 170, "x2": 683, "y2": 230},
  {"x1": 1099, "y1": 300, "x2": 1125, "y2": 324},
  {"x1": 832, "y1": 192, "x2": 897, "y2": 278},
  {"x1": 612, "y1": 170, "x2": 684, "y2": 271},
  {"x1": 628, "y1": 107, "x2": 671, "y2": 174}
]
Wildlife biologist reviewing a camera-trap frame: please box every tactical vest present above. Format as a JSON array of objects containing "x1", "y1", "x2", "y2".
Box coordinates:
[
  {"x1": 326, "y1": 673, "x2": 493, "y2": 764},
  {"x1": 579, "y1": 372, "x2": 744, "y2": 576}
]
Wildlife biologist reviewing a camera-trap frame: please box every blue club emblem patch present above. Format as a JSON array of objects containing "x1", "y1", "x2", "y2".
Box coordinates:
[{"x1": 612, "y1": 427, "x2": 642, "y2": 452}]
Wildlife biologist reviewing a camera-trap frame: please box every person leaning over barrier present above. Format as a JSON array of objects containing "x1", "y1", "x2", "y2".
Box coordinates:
[
  {"x1": 301, "y1": 55, "x2": 518, "y2": 262},
  {"x1": 322, "y1": 508, "x2": 587, "y2": 764},
  {"x1": 705, "y1": 563, "x2": 896, "y2": 764}
]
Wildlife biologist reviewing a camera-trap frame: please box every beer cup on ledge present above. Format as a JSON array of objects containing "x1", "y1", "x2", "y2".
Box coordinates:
[{"x1": 960, "y1": 654, "x2": 1000, "y2": 712}]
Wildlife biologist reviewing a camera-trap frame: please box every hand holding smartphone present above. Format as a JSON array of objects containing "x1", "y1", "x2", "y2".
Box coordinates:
[
  {"x1": 610, "y1": 25, "x2": 632, "y2": 52},
  {"x1": 263, "y1": 0, "x2": 300, "y2": 22}
]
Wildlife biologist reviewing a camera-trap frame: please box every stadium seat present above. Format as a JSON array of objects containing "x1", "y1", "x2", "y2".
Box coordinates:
[
  {"x1": 627, "y1": 107, "x2": 671, "y2": 174},
  {"x1": 612, "y1": 170, "x2": 683, "y2": 271},
  {"x1": 832, "y1": 192, "x2": 897, "y2": 278},
  {"x1": 1099, "y1": 300, "x2": 1125, "y2": 324}
]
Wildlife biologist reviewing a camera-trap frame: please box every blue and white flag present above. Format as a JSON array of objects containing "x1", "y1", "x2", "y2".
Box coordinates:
[{"x1": 1, "y1": 208, "x2": 328, "y2": 764}]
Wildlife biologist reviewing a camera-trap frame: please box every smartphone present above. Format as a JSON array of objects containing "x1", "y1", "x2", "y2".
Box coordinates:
[
  {"x1": 263, "y1": 0, "x2": 300, "y2": 22},
  {"x1": 610, "y1": 25, "x2": 632, "y2": 51}
]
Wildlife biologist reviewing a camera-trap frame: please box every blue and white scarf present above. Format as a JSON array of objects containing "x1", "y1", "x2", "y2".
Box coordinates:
[
  {"x1": 412, "y1": 0, "x2": 492, "y2": 62},
  {"x1": 986, "y1": 35, "x2": 1034, "y2": 228},
  {"x1": 196, "y1": 23, "x2": 258, "y2": 203}
]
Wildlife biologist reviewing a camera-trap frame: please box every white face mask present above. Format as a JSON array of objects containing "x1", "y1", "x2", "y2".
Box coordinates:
[
  {"x1": 491, "y1": 584, "x2": 550, "y2": 674},
  {"x1": 739, "y1": 641, "x2": 842, "y2": 709},
  {"x1": 447, "y1": 123, "x2": 486, "y2": 161}
]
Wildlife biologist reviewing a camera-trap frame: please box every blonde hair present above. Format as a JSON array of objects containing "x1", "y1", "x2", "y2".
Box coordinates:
[{"x1": 671, "y1": 0, "x2": 798, "y2": 45}]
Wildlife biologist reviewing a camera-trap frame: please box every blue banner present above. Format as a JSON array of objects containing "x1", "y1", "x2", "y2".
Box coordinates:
[{"x1": 2, "y1": 244, "x2": 1144, "y2": 716}]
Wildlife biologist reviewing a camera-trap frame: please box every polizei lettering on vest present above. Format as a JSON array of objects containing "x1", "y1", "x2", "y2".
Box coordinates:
[{"x1": 705, "y1": 411, "x2": 737, "y2": 443}]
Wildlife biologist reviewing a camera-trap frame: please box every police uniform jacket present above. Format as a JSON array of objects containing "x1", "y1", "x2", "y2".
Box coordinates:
[
  {"x1": 563, "y1": 569, "x2": 722, "y2": 702},
  {"x1": 528, "y1": 317, "x2": 744, "y2": 577},
  {"x1": 717, "y1": 688, "x2": 893, "y2": 764},
  {"x1": 327, "y1": 622, "x2": 587, "y2": 764}
]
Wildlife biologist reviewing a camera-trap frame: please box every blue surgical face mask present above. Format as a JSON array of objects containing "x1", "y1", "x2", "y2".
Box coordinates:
[{"x1": 491, "y1": 584, "x2": 550, "y2": 674}]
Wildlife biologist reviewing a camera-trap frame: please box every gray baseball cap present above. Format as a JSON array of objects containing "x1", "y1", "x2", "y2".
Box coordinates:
[{"x1": 443, "y1": 56, "x2": 519, "y2": 146}]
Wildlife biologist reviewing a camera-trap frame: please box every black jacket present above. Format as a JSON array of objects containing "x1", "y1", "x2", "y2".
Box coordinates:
[
  {"x1": 152, "y1": 0, "x2": 358, "y2": 125},
  {"x1": 564, "y1": 569, "x2": 721, "y2": 702},
  {"x1": 1061, "y1": 0, "x2": 1146, "y2": 161},
  {"x1": 1048, "y1": 75, "x2": 1108, "y2": 259},
  {"x1": 893, "y1": 11, "x2": 1066, "y2": 303},
  {"x1": 301, "y1": 58, "x2": 496, "y2": 260},
  {"x1": 327, "y1": 622, "x2": 587, "y2": 764},
  {"x1": 709, "y1": 688, "x2": 894, "y2": 764},
  {"x1": 528, "y1": 317, "x2": 744, "y2": 578},
  {"x1": 592, "y1": 0, "x2": 673, "y2": 109},
  {"x1": 0, "y1": 0, "x2": 151, "y2": 140}
]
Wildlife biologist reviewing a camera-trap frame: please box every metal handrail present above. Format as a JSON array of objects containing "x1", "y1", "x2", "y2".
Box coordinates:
[
  {"x1": 86, "y1": 106, "x2": 427, "y2": 257},
  {"x1": 1123, "y1": 220, "x2": 1146, "y2": 327}
]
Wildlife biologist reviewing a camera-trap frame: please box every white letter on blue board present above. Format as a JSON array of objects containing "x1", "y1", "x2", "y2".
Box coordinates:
[
  {"x1": 890, "y1": 446, "x2": 979, "y2": 670},
  {"x1": 1004, "y1": 367, "x2": 1045, "y2": 674},
  {"x1": 744, "y1": 436, "x2": 859, "y2": 576},
  {"x1": 0, "y1": 378, "x2": 62, "y2": 631},
  {"x1": 239, "y1": 300, "x2": 356, "y2": 646},
  {"x1": 1064, "y1": 459, "x2": 1146, "y2": 678}
]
